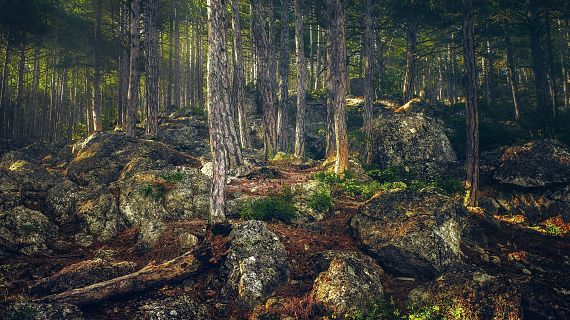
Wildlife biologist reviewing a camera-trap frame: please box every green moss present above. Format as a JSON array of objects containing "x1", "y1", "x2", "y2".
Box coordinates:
[
  {"x1": 158, "y1": 171, "x2": 185, "y2": 184},
  {"x1": 140, "y1": 184, "x2": 166, "y2": 201},
  {"x1": 346, "y1": 297, "x2": 464, "y2": 320},
  {"x1": 20, "y1": 222, "x2": 38, "y2": 232},
  {"x1": 367, "y1": 166, "x2": 463, "y2": 196},
  {"x1": 240, "y1": 190, "x2": 297, "y2": 223}
]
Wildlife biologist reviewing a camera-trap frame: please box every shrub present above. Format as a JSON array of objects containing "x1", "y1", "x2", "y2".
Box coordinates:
[
  {"x1": 140, "y1": 184, "x2": 166, "y2": 200},
  {"x1": 308, "y1": 188, "x2": 334, "y2": 213},
  {"x1": 158, "y1": 171, "x2": 185, "y2": 184},
  {"x1": 240, "y1": 191, "x2": 297, "y2": 223},
  {"x1": 367, "y1": 167, "x2": 463, "y2": 196}
]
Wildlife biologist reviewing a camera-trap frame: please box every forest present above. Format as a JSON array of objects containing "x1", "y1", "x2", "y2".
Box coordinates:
[{"x1": 0, "y1": 0, "x2": 569, "y2": 319}]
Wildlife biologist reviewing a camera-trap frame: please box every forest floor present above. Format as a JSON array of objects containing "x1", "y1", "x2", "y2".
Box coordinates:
[{"x1": 2, "y1": 160, "x2": 569, "y2": 319}]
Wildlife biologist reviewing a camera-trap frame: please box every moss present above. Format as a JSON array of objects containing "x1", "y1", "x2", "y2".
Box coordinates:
[
  {"x1": 140, "y1": 184, "x2": 166, "y2": 201},
  {"x1": 367, "y1": 166, "x2": 463, "y2": 196},
  {"x1": 20, "y1": 222, "x2": 38, "y2": 232},
  {"x1": 270, "y1": 152, "x2": 300, "y2": 165},
  {"x1": 8, "y1": 160, "x2": 31, "y2": 172},
  {"x1": 158, "y1": 171, "x2": 185, "y2": 184}
]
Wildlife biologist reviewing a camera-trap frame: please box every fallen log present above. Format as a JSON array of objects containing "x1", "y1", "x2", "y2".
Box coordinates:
[{"x1": 37, "y1": 252, "x2": 200, "y2": 305}]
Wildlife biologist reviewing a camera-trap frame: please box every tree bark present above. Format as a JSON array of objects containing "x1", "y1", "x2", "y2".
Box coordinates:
[
  {"x1": 118, "y1": 0, "x2": 129, "y2": 128},
  {"x1": 328, "y1": 0, "x2": 349, "y2": 175},
  {"x1": 0, "y1": 38, "x2": 11, "y2": 139},
  {"x1": 325, "y1": 29, "x2": 336, "y2": 160},
  {"x1": 144, "y1": 0, "x2": 159, "y2": 137},
  {"x1": 363, "y1": 0, "x2": 373, "y2": 164},
  {"x1": 13, "y1": 36, "x2": 26, "y2": 143},
  {"x1": 527, "y1": 0, "x2": 553, "y2": 136},
  {"x1": 126, "y1": 0, "x2": 140, "y2": 137},
  {"x1": 402, "y1": 25, "x2": 417, "y2": 102},
  {"x1": 92, "y1": 0, "x2": 103, "y2": 132},
  {"x1": 231, "y1": 0, "x2": 252, "y2": 149},
  {"x1": 253, "y1": 0, "x2": 278, "y2": 159},
  {"x1": 293, "y1": 0, "x2": 307, "y2": 158},
  {"x1": 173, "y1": 8, "x2": 181, "y2": 109},
  {"x1": 277, "y1": 0, "x2": 291, "y2": 151},
  {"x1": 38, "y1": 252, "x2": 200, "y2": 305},
  {"x1": 167, "y1": 19, "x2": 174, "y2": 111},
  {"x1": 207, "y1": 0, "x2": 233, "y2": 224},
  {"x1": 505, "y1": 33, "x2": 521, "y2": 121},
  {"x1": 463, "y1": 0, "x2": 480, "y2": 207}
]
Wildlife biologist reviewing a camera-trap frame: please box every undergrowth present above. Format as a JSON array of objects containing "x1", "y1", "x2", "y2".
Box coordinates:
[
  {"x1": 240, "y1": 188, "x2": 297, "y2": 222},
  {"x1": 346, "y1": 297, "x2": 465, "y2": 320},
  {"x1": 308, "y1": 187, "x2": 334, "y2": 213}
]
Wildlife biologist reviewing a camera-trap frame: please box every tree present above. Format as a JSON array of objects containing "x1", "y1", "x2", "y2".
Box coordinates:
[
  {"x1": 144, "y1": 0, "x2": 159, "y2": 137},
  {"x1": 363, "y1": 0, "x2": 374, "y2": 164},
  {"x1": 92, "y1": 0, "x2": 103, "y2": 133},
  {"x1": 231, "y1": 0, "x2": 251, "y2": 149},
  {"x1": 293, "y1": 0, "x2": 307, "y2": 157},
  {"x1": 463, "y1": 0, "x2": 479, "y2": 207},
  {"x1": 253, "y1": 0, "x2": 279, "y2": 159},
  {"x1": 206, "y1": 0, "x2": 232, "y2": 224},
  {"x1": 277, "y1": 0, "x2": 291, "y2": 151},
  {"x1": 126, "y1": 0, "x2": 141, "y2": 137},
  {"x1": 328, "y1": 0, "x2": 349, "y2": 175}
]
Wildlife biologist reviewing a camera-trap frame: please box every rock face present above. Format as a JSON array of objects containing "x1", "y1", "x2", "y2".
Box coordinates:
[
  {"x1": 222, "y1": 221, "x2": 289, "y2": 308},
  {"x1": 0, "y1": 206, "x2": 57, "y2": 256},
  {"x1": 493, "y1": 139, "x2": 570, "y2": 187},
  {"x1": 351, "y1": 190, "x2": 463, "y2": 279},
  {"x1": 1, "y1": 302, "x2": 84, "y2": 320},
  {"x1": 311, "y1": 251, "x2": 385, "y2": 317},
  {"x1": 369, "y1": 112, "x2": 457, "y2": 178},
  {"x1": 31, "y1": 259, "x2": 138, "y2": 296},
  {"x1": 289, "y1": 181, "x2": 332, "y2": 223},
  {"x1": 408, "y1": 271, "x2": 522, "y2": 319},
  {"x1": 67, "y1": 132, "x2": 199, "y2": 186},
  {"x1": 137, "y1": 295, "x2": 211, "y2": 320},
  {"x1": 156, "y1": 115, "x2": 210, "y2": 157}
]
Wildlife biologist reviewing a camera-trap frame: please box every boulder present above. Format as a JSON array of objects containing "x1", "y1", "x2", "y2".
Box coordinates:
[
  {"x1": 117, "y1": 167, "x2": 209, "y2": 248},
  {"x1": 222, "y1": 221, "x2": 289, "y2": 308},
  {"x1": 137, "y1": 295, "x2": 210, "y2": 320},
  {"x1": 45, "y1": 179, "x2": 81, "y2": 224},
  {"x1": 311, "y1": 251, "x2": 385, "y2": 317},
  {"x1": 31, "y1": 259, "x2": 138, "y2": 296},
  {"x1": 1, "y1": 302, "x2": 83, "y2": 320},
  {"x1": 408, "y1": 271, "x2": 522, "y2": 319},
  {"x1": 351, "y1": 190, "x2": 463, "y2": 279},
  {"x1": 156, "y1": 116, "x2": 210, "y2": 157},
  {"x1": 493, "y1": 139, "x2": 570, "y2": 187},
  {"x1": 289, "y1": 180, "x2": 332, "y2": 223},
  {"x1": 75, "y1": 184, "x2": 123, "y2": 243},
  {"x1": 0, "y1": 206, "x2": 57, "y2": 256},
  {"x1": 369, "y1": 112, "x2": 457, "y2": 178},
  {"x1": 67, "y1": 132, "x2": 199, "y2": 186}
]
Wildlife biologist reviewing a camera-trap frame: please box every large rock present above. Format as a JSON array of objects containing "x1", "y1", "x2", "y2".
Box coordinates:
[
  {"x1": 311, "y1": 251, "x2": 385, "y2": 317},
  {"x1": 408, "y1": 271, "x2": 522, "y2": 319},
  {"x1": 75, "y1": 183, "x2": 123, "y2": 244},
  {"x1": 493, "y1": 139, "x2": 570, "y2": 187},
  {"x1": 31, "y1": 259, "x2": 138, "y2": 296},
  {"x1": 67, "y1": 132, "x2": 199, "y2": 186},
  {"x1": 156, "y1": 115, "x2": 210, "y2": 157},
  {"x1": 351, "y1": 190, "x2": 463, "y2": 279},
  {"x1": 117, "y1": 167, "x2": 209, "y2": 248},
  {"x1": 0, "y1": 206, "x2": 57, "y2": 256},
  {"x1": 222, "y1": 221, "x2": 289, "y2": 308},
  {"x1": 1, "y1": 302, "x2": 83, "y2": 320},
  {"x1": 369, "y1": 112, "x2": 457, "y2": 178},
  {"x1": 137, "y1": 295, "x2": 211, "y2": 320}
]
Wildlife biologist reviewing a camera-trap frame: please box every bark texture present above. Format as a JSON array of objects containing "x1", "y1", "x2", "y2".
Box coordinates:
[
  {"x1": 144, "y1": 0, "x2": 159, "y2": 136},
  {"x1": 293, "y1": 0, "x2": 307, "y2": 157},
  {"x1": 126, "y1": 0, "x2": 140, "y2": 137},
  {"x1": 231, "y1": 0, "x2": 251, "y2": 149}
]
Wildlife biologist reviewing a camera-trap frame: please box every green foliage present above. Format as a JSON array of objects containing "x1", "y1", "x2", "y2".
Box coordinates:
[
  {"x1": 308, "y1": 188, "x2": 334, "y2": 213},
  {"x1": 158, "y1": 171, "x2": 185, "y2": 184},
  {"x1": 315, "y1": 171, "x2": 397, "y2": 198},
  {"x1": 240, "y1": 189, "x2": 297, "y2": 223},
  {"x1": 140, "y1": 184, "x2": 166, "y2": 201},
  {"x1": 346, "y1": 297, "x2": 402, "y2": 320},
  {"x1": 345, "y1": 297, "x2": 465, "y2": 320},
  {"x1": 271, "y1": 152, "x2": 299, "y2": 165},
  {"x1": 19, "y1": 222, "x2": 38, "y2": 232}
]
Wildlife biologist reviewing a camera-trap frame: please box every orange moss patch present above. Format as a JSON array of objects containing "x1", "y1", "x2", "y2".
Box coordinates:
[{"x1": 494, "y1": 214, "x2": 526, "y2": 224}]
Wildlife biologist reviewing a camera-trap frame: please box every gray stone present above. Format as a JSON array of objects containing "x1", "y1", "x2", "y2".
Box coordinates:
[
  {"x1": 351, "y1": 190, "x2": 463, "y2": 279},
  {"x1": 137, "y1": 295, "x2": 210, "y2": 320},
  {"x1": 1, "y1": 301, "x2": 83, "y2": 320},
  {"x1": 222, "y1": 221, "x2": 289, "y2": 308},
  {"x1": 0, "y1": 206, "x2": 57, "y2": 256}
]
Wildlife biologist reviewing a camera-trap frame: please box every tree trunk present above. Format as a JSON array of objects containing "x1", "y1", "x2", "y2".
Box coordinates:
[
  {"x1": 293, "y1": 0, "x2": 307, "y2": 157},
  {"x1": 14, "y1": 37, "x2": 26, "y2": 143},
  {"x1": 402, "y1": 25, "x2": 417, "y2": 102},
  {"x1": 231, "y1": 0, "x2": 252, "y2": 149},
  {"x1": 38, "y1": 252, "x2": 200, "y2": 305},
  {"x1": 505, "y1": 33, "x2": 521, "y2": 121},
  {"x1": 144, "y1": 0, "x2": 159, "y2": 137},
  {"x1": 118, "y1": 0, "x2": 129, "y2": 128},
  {"x1": 463, "y1": 0, "x2": 480, "y2": 207},
  {"x1": 484, "y1": 40, "x2": 495, "y2": 107},
  {"x1": 174, "y1": 8, "x2": 181, "y2": 109},
  {"x1": 0, "y1": 39, "x2": 11, "y2": 139},
  {"x1": 544, "y1": 11, "x2": 557, "y2": 116},
  {"x1": 277, "y1": 0, "x2": 291, "y2": 151},
  {"x1": 126, "y1": 0, "x2": 141, "y2": 137},
  {"x1": 207, "y1": 0, "x2": 231, "y2": 224},
  {"x1": 91, "y1": 0, "x2": 103, "y2": 133},
  {"x1": 167, "y1": 19, "x2": 174, "y2": 111},
  {"x1": 363, "y1": 0, "x2": 373, "y2": 164},
  {"x1": 253, "y1": 0, "x2": 278, "y2": 159},
  {"x1": 315, "y1": 26, "x2": 322, "y2": 91},
  {"x1": 561, "y1": 18, "x2": 569, "y2": 110},
  {"x1": 325, "y1": 29, "x2": 336, "y2": 160},
  {"x1": 328, "y1": 0, "x2": 349, "y2": 175},
  {"x1": 527, "y1": 0, "x2": 553, "y2": 136}
]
